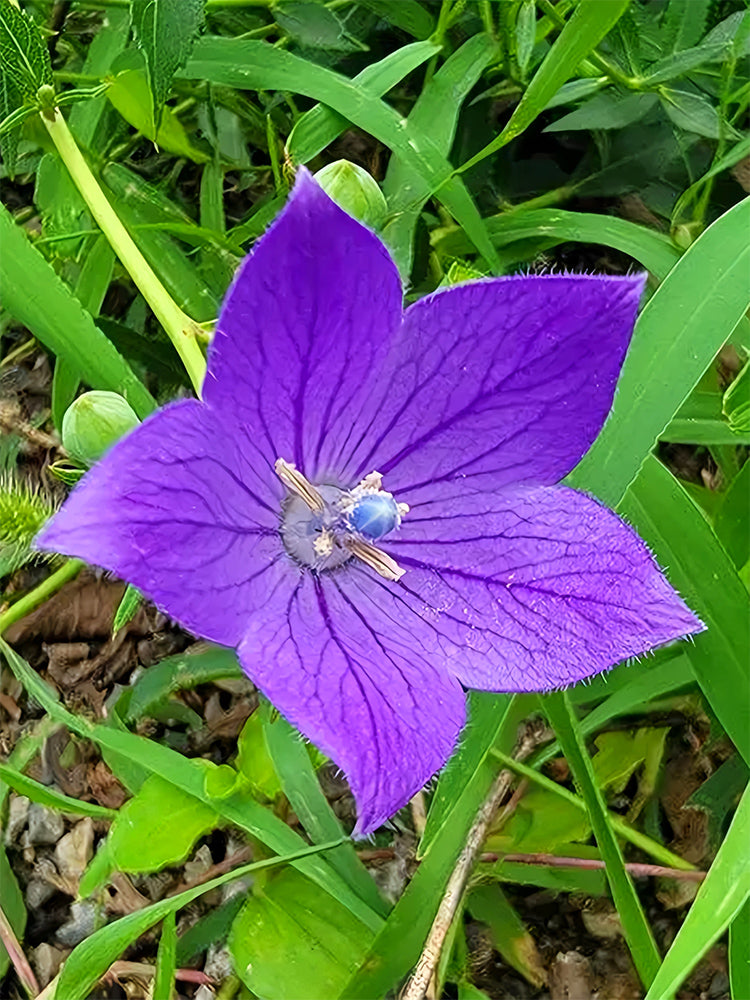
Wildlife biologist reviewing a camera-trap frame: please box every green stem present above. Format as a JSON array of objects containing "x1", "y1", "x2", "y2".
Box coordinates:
[
  {"x1": 0, "y1": 559, "x2": 83, "y2": 637},
  {"x1": 490, "y1": 749, "x2": 697, "y2": 872},
  {"x1": 39, "y1": 107, "x2": 207, "y2": 395}
]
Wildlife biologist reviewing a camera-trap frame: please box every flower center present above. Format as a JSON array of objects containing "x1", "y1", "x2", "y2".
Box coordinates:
[{"x1": 275, "y1": 460, "x2": 408, "y2": 581}]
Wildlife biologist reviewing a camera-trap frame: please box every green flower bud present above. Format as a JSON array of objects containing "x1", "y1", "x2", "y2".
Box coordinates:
[
  {"x1": 62, "y1": 391, "x2": 140, "y2": 468},
  {"x1": 313, "y1": 160, "x2": 388, "y2": 230}
]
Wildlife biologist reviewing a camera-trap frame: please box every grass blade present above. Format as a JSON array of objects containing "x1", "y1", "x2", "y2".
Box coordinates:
[
  {"x1": 153, "y1": 911, "x2": 177, "y2": 1000},
  {"x1": 542, "y1": 690, "x2": 661, "y2": 988},
  {"x1": 644, "y1": 781, "x2": 750, "y2": 1000}
]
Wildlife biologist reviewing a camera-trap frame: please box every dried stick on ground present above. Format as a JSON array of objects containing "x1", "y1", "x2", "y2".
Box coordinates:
[{"x1": 401, "y1": 728, "x2": 541, "y2": 1000}]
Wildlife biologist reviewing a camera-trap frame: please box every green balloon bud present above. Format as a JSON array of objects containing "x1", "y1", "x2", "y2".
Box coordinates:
[
  {"x1": 62, "y1": 391, "x2": 140, "y2": 468},
  {"x1": 313, "y1": 160, "x2": 388, "y2": 230}
]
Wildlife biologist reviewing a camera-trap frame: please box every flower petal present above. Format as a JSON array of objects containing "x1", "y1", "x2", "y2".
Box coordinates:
[
  {"x1": 379, "y1": 483, "x2": 703, "y2": 691},
  {"x1": 337, "y1": 274, "x2": 644, "y2": 497},
  {"x1": 203, "y1": 168, "x2": 403, "y2": 481},
  {"x1": 237, "y1": 567, "x2": 466, "y2": 836},
  {"x1": 36, "y1": 400, "x2": 290, "y2": 647}
]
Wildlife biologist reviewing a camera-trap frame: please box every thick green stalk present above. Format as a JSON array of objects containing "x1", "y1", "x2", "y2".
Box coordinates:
[
  {"x1": 39, "y1": 107, "x2": 207, "y2": 395},
  {"x1": 0, "y1": 559, "x2": 83, "y2": 637}
]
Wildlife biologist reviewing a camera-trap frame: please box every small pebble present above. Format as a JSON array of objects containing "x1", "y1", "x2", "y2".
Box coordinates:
[
  {"x1": 54, "y1": 817, "x2": 94, "y2": 885},
  {"x1": 4, "y1": 794, "x2": 29, "y2": 845},
  {"x1": 25, "y1": 803, "x2": 65, "y2": 846},
  {"x1": 33, "y1": 943, "x2": 66, "y2": 988},
  {"x1": 56, "y1": 900, "x2": 100, "y2": 947}
]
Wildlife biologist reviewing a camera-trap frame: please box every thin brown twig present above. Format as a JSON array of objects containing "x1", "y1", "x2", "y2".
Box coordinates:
[
  {"x1": 480, "y1": 851, "x2": 707, "y2": 882},
  {"x1": 0, "y1": 902, "x2": 39, "y2": 997},
  {"x1": 401, "y1": 729, "x2": 540, "y2": 1000}
]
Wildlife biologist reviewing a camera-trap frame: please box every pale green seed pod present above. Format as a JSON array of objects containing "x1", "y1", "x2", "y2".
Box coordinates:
[
  {"x1": 62, "y1": 391, "x2": 140, "y2": 468},
  {"x1": 313, "y1": 160, "x2": 388, "y2": 230}
]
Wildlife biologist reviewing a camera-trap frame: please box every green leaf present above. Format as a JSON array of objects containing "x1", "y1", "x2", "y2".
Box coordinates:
[
  {"x1": 724, "y1": 358, "x2": 750, "y2": 434},
  {"x1": 515, "y1": 0, "x2": 537, "y2": 79},
  {"x1": 179, "y1": 37, "x2": 501, "y2": 270},
  {"x1": 381, "y1": 33, "x2": 498, "y2": 275},
  {"x1": 618, "y1": 456, "x2": 750, "y2": 767},
  {"x1": 124, "y1": 644, "x2": 241, "y2": 722},
  {"x1": 0, "y1": 763, "x2": 115, "y2": 820},
  {"x1": 230, "y1": 868, "x2": 374, "y2": 1000},
  {"x1": 274, "y1": 1, "x2": 358, "y2": 51},
  {"x1": 129, "y1": 0, "x2": 204, "y2": 131},
  {"x1": 644, "y1": 781, "x2": 750, "y2": 999},
  {"x1": 545, "y1": 90, "x2": 657, "y2": 131},
  {"x1": 729, "y1": 900, "x2": 750, "y2": 1000},
  {"x1": 57, "y1": 838, "x2": 345, "y2": 1000},
  {"x1": 260, "y1": 703, "x2": 387, "y2": 917},
  {"x1": 570, "y1": 197, "x2": 750, "y2": 506},
  {"x1": 287, "y1": 39, "x2": 439, "y2": 164},
  {"x1": 79, "y1": 773, "x2": 218, "y2": 895},
  {"x1": 662, "y1": 389, "x2": 750, "y2": 444},
  {"x1": 0, "y1": 203, "x2": 156, "y2": 420},
  {"x1": 0, "y1": 846, "x2": 26, "y2": 980},
  {"x1": 459, "y1": 0, "x2": 632, "y2": 172},
  {"x1": 355, "y1": 0, "x2": 434, "y2": 39},
  {"x1": 153, "y1": 911, "x2": 177, "y2": 1000},
  {"x1": 467, "y1": 885, "x2": 545, "y2": 988},
  {"x1": 638, "y1": 41, "x2": 724, "y2": 85},
  {"x1": 659, "y1": 87, "x2": 720, "y2": 139},
  {"x1": 715, "y1": 460, "x2": 750, "y2": 570},
  {"x1": 542, "y1": 692, "x2": 660, "y2": 988},
  {"x1": 662, "y1": 0, "x2": 711, "y2": 52},
  {"x1": 0, "y1": 1, "x2": 52, "y2": 98},
  {"x1": 112, "y1": 583, "x2": 142, "y2": 635}
]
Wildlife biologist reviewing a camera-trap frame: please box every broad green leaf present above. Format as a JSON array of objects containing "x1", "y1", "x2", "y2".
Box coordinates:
[
  {"x1": 0, "y1": 1, "x2": 52, "y2": 98},
  {"x1": 0, "y1": 763, "x2": 115, "y2": 820},
  {"x1": 230, "y1": 868, "x2": 374, "y2": 1000},
  {"x1": 542, "y1": 692, "x2": 660, "y2": 987},
  {"x1": 129, "y1": 0, "x2": 204, "y2": 131},
  {"x1": 275, "y1": 1, "x2": 358, "y2": 52},
  {"x1": 107, "y1": 53, "x2": 209, "y2": 162},
  {"x1": 153, "y1": 912, "x2": 177, "y2": 1000},
  {"x1": 662, "y1": 389, "x2": 750, "y2": 445},
  {"x1": 79, "y1": 773, "x2": 218, "y2": 895},
  {"x1": 459, "y1": 0, "x2": 632, "y2": 172},
  {"x1": 56, "y1": 838, "x2": 344, "y2": 1000},
  {"x1": 545, "y1": 90, "x2": 657, "y2": 131},
  {"x1": 660, "y1": 87, "x2": 720, "y2": 139},
  {"x1": 260, "y1": 703, "x2": 387, "y2": 916},
  {"x1": 0, "y1": 846, "x2": 26, "y2": 980},
  {"x1": 381, "y1": 33, "x2": 498, "y2": 275},
  {"x1": 287, "y1": 40, "x2": 439, "y2": 164},
  {"x1": 355, "y1": 0, "x2": 434, "y2": 39},
  {"x1": 662, "y1": 0, "x2": 710, "y2": 51},
  {"x1": 570, "y1": 197, "x2": 750, "y2": 507},
  {"x1": 619, "y1": 456, "x2": 750, "y2": 767},
  {"x1": 0, "y1": 203, "x2": 156, "y2": 420},
  {"x1": 644, "y1": 781, "x2": 750, "y2": 999},
  {"x1": 179, "y1": 37, "x2": 501, "y2": 270}
]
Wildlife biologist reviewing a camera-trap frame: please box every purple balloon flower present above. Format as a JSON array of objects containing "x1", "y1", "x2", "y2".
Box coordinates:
[{"x1": 38, "y1": 169, "x2": 702, "y2": 835}]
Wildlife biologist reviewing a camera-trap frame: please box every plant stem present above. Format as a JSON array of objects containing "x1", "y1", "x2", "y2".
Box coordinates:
[
  {"x1": 0, "y1": 559, "x2": 83, "y2": 637},
  {"x1": 39, "y1": 107, "x2": 207, "y2": 395}
]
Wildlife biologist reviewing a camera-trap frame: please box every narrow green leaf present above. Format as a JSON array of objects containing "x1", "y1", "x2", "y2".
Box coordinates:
[
  {"x1": 260, "y1": 703, "x2": 387, "y2": 917},
  {"x1": 355, "y1": 0, "x2": 434, "y2": 39},
  {"x1": 112, "y1": 583, "x2": 142, "y2": 635},
  {"x1": 381, "y1": 33, "x2": 498, "y2": 275},
  {"x1": 662, "y1": 389, "x2": 750, "y2": 445},
  {"x1": 729, "y1": 900, "x2": 750, "y2": 1000},
  {"x1": 0, "y1": 763, "x2": 115, "y2": 820},
  {"x1": 468, "y1": 885, "x2": 545, "y2": 988},
  {"x1": 724, "y1": 358, "x2": 750, "y2": 434},
  {"x1": 542, "y1": 691, "x2": 660, "y2": 988},
  {"x1": 124, "y1": 644, "x2": 241, "y2": 722},
  {"x1": 459, "y1": 0, "x2": 632, "y2": 172},
  {"x1": 153, "y1": 911, "x2": 177, "y2": 1000},
  {"x1": 0, "y1": 204, "x2": 156, "y2": 420},
  {"x1": 0, "y1": 846, "x2": 25, "y2": 980},
  {"x1": 56, "y1": 838, "x2": 345, "y2": 1000},
  {"x1": 130, "y1": 0, "x2": 204, "y2": 131},
  {"x1": 638, "y1": 41, "x2": 724, "y2": 85},
  {"x1": 287, "y1": 40, "x2": 439, "y2": 164},
  {"x1": 179, "y1": 38, "x2": 501, "y2": 270},
  {"x1": 644, "y1": 781, "x2": 750, "y2": 1000},
  {"x1": 619, "y1": 456, "x2": 750, "y2": 767},
  {"x1": 570, "y1": 197, "x2": 750, "y2": 507},
  {"x1": 715, "y1": 460, "x2": 750, "y2": 570},
  {"x1": 545, "y1": 90, "x2": 657, "y2": 132}
]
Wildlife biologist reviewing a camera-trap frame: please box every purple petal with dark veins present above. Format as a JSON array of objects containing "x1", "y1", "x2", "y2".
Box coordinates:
[
  {"x1": 36, "y1": 400, "x2": 292, "y2": 648},
  {"x1": 237, "y1": 567, "x2": 466, "y2": 836},
  {"x1": 375, "y1": 482, "x2": 704, "y2": 691},
  {"x1": 203, "y1": 168, "x2": 403, "y2": 482},
  {"x1": 333, "y1": 275, "x2": 644, "y2": 498}
]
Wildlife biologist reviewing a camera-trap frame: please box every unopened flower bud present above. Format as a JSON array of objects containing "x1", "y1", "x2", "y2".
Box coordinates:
[
  {"x1": 62, "y1": 391, "x2": 140, "y2": 467},
  {"x1": 313, "y1": 160, "x2": 388, "y2": 230}
]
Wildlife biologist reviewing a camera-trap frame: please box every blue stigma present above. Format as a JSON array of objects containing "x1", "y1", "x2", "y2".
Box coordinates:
[{"x1": 348, "y1": 493, "x2": 400, "y2": 541}]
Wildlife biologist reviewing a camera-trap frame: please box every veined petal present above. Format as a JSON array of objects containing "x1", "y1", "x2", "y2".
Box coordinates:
[
  {"x1": 335, "y1": 274, "x2": 644, "y2": 498},
  {"x1": 36, "y1": 400, "x2": 292, "y2": 648},
  {"x1": 238, "y1": 569, "x2": 466, "y2": 836},
  {"x1": 378, "y1": 483, "x2": 703, "y2": 691},
  {"x1": 203, "y1": 168, "x2": 403, "y2": 481}
]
